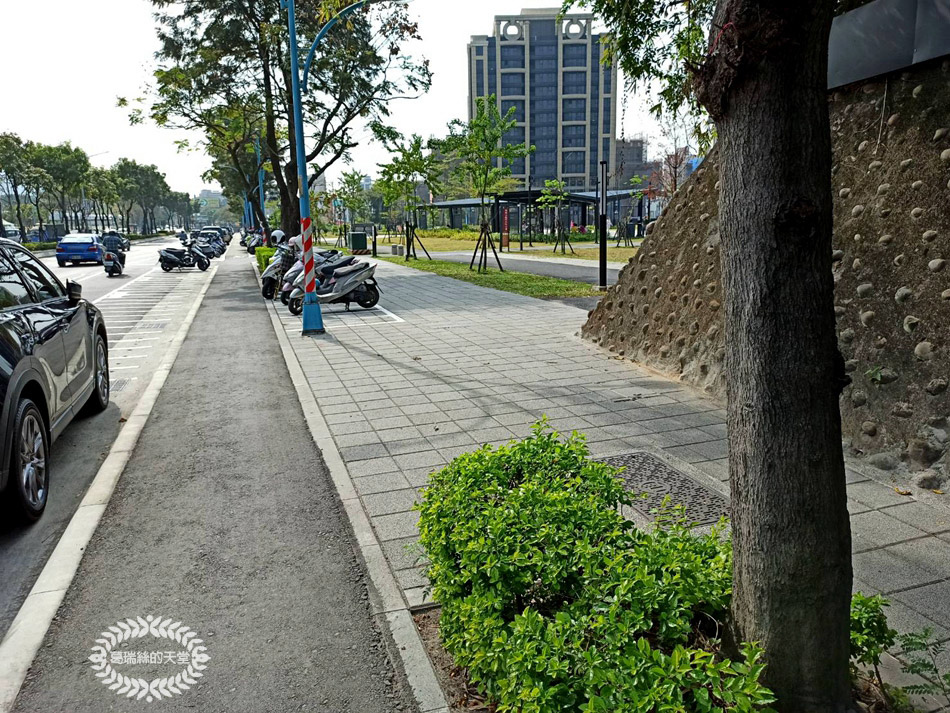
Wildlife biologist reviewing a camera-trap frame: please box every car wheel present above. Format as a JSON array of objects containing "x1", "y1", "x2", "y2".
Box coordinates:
[
  {"x1": 71, "y1": 261, "x2": 80, "y2": 266},
  {"x1": 3, "y1": 399, "x2": 49, "y2": 523},
  {"x1": 81, "y1": 333, "x2": 110, "y2": 415},
  {"x1": 57, "y1": 261, "x2": 66, "y2": 268}
]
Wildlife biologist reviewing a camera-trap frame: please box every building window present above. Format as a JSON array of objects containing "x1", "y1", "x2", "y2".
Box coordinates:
[
  {"x1": 602, "y1": 98, "x2": 611, "y2": 133},
  {"x1": 603, "y1": 138, "x2": 611, "y2": 161},
  {"x1": 562, "y1": 71, "x2": 587, "y2": 95},
  {"x1": 509, "y1": 158, "x2": 526, "y2": 174},
  {"x1": 562, "y1": 151, "x2": 586, "y2": 174},
  {"x1": 502, "y1": 99, "x2": 526, "y2": 122},
  {"x1": 501, "y1": 45, "x2": 525, "y2": 69},
  {"x1": 563, "y1": 44, "x2": 588, "y2": 67},
  {"x1": 475, "y1": 61, "x2": 484, "y2": 93},
  {"x1": 603, "y1": 66, "x2": 612, "y2": 93},
  {"x1": 475, "y1": 46, "x2": 484, "y2": 57},
  {"x1": 562, "y1": 98, "x2": 586, "y2": 122},
  {"x1": 562, "y1": 125, "x2": 586, "y2": 148},
  {"x1": 501, "y1": 73, "x2": 525, "y2": 95}
]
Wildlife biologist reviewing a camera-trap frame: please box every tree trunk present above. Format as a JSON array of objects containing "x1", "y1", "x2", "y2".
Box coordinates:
[
  {"x1": 695, "y1": 2, "x2": 852, "y2": 710},
  {"x1": 11, "y1": 181, "x2": 27, "y2": 239}
]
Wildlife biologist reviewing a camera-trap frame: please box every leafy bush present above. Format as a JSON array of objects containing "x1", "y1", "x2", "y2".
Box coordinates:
[
  {"x1": 850, "y1": 593, "x2": 897, "y2": 671},
  {"x1": 255, "y1": 247, "x2": 276, "y2": 273},
  {"x1": 417, "y1": 423, "x2": 776, "y2": 712},
  {"x1": 23, "y1": 242, "x2": 58, "y2": 251},
  {"x1": 897, "y1": 629, "x2": 950, "y2": 704}
]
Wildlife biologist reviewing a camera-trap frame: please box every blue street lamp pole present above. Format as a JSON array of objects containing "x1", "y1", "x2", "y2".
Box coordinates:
[
  {"x1": 282, "y1": 0, "x2": 387, "y2": 335},
  {"x1": 253, "y1": 137, "x2": 266, "y2": 229}
]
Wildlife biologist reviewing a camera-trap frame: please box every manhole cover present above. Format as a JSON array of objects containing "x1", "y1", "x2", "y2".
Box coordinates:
[
  {"x1": 111, "y1": 378, "x2": 130, "y2": 393},
  {"x1": 597, "y1": 452, "x2": 729, "y2": 525}
]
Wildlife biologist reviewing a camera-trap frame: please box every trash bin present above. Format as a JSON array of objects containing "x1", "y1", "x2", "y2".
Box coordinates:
[{"x1": 348, "y1": 232, "x2": 367, "y2": 251}]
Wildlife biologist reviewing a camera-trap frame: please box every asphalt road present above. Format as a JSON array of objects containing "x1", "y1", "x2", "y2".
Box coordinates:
[
  {"x1": 11, "y1": 254, "x2": 414, "y2": 712},
  {"x1": 0, "y1": 237, "x2": 217, "y2": 637}
]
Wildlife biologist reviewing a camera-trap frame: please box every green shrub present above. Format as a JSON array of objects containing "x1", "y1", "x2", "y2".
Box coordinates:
[
  {"x1": 417, "y1": 423, "x2": 776, "y2": 712},
  {"x1": 897, "y1": 628, "x2": 950, "y2": 704},
  {"x1": 255, "y1": 247, "x2": 276, "y2": 273},
  {"x1": 23, "y1": 242, "x2": 58, "y2": 251},
  {"x1": 850, "y1": 593, "x2": 897, "y2": 670}
]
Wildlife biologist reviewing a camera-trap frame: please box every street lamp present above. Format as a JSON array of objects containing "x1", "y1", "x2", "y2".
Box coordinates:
[{"x1": 281, "y1": 0, "x2": 392, "y2": 336}]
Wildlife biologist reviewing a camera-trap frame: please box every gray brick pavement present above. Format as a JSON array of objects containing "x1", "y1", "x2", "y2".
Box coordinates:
[{"x1": 273, "y1": 259, "x2": 950, "y2": 670}]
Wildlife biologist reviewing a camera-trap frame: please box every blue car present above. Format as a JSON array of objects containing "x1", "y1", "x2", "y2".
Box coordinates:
[{"x1": 56, "y1": 234, "x2": 105, "y2": 267}]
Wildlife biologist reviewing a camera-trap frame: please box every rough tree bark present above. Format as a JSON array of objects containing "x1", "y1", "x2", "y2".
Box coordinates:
[{"x1": 694, "y1": 1, "x2": 853, "y2": 710}]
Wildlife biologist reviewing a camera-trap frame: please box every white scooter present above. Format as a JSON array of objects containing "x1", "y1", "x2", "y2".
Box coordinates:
[{"x1": 287, "y1": 262, "x2": 380, "y2": 315}]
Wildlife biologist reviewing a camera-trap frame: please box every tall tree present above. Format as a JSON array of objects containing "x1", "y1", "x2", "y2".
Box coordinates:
[
  {"x1": 140, "y1": 0, "x2": 429, "y2": 235},
  {"x1": 570, "y1": 0, "x2": 851, "y2": 708},
  {"x1": 0, "y1": 133, "x2": 29, "y2": 239},
  {"x1": 31, "y1": 142, "x2": 90, "y2": 232}
]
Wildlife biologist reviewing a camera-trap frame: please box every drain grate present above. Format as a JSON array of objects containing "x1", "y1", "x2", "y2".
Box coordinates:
[
  {"x1": 597, "y1": 452, "x2": 729, "y2": 525},
  {"x1": 111, "y1": 378, "x2": 131, "y2": 393}
]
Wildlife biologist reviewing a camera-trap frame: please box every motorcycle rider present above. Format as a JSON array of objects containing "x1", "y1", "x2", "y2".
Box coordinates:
[{"x1": 101, "y1": 231, "x2": 127, "y2": 267}]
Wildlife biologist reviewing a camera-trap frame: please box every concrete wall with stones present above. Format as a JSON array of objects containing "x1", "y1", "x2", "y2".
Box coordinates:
[{"x1": 583, "y1": 58, "x2": 950, "y2": 474}]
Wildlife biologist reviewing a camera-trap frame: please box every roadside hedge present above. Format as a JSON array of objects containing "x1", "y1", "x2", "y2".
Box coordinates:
[
  {"x1": 255, "y1": 247, "x2": 276, "y2": 273},
  {"x1": 416, "y1": 423, "x2": 776, "y2": 712},
  {"x1": 24, "y1": 242, "x2": 58, "y2": 251}
]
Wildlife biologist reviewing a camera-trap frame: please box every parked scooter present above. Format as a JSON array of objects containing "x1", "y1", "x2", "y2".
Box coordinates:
[
  {"x1": 287, "y1": 262, "x2": 380, "y2": 315},
  {"x1": 261, "y1": 243, "x2": 296, "y2": 299},
  {"x1": 245, "y1": 233, "x2": 263, "y2": 255},
  {"x1": 159, "y1": 245, "x2": 210, "y2": 272},
  {"x1": 103, "y1": 251, "x2": 124, "y2": 277},
  {"x1": 276, "y1": 250, "x2": 347, "y2": 304}
]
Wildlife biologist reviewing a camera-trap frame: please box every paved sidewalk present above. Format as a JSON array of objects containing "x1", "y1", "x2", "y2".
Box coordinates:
[
  {"x1": 270, "y1": 259, "x2": 950, "y2": 671},
  {"x1": 10, "y1": 256, "x2": 416, "y2": 712}
]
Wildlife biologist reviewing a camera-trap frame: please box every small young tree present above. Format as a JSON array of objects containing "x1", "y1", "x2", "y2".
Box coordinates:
[
  {"x1": 377, "y1": 135, "x2": 443, "y2": 258},
  {"x1": 437, "y1": 95, "x2": 533, "y2": 270},
  {"x1": 338, "y1": 170, "x2": 370, "y2": 227},
  {"x1": 439, "y1": 95, "x2": 533, "y2": 225}
]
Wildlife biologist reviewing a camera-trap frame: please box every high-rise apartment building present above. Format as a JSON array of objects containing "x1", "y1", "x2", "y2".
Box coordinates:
[{"x1": 468, "y1": 8, "x2": 617, "y2": 192}]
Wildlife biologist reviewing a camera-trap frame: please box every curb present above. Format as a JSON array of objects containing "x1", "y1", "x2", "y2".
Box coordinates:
[
  {"x1": 0, "y1": 262, "x2": 220, "y2": 713},
  {"x1": 254, "y1": 261, "x2": 449, "y2": 713}
]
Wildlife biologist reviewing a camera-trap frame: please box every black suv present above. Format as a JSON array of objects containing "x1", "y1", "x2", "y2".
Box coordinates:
[{"x1": 0, "y1": 239, "x2": 109, "y2": 523}]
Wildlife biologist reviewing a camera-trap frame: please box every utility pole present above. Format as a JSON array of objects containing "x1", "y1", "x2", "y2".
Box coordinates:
[{"x1": 598, "y1": 160, "x2": 608, "y2": 291}]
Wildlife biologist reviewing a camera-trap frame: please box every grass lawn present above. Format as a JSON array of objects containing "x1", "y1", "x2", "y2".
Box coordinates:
[{"x1": 378, "y1": 256, "x2": 599, "y2": 299}]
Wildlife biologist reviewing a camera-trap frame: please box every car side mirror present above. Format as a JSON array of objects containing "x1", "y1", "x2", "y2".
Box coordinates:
[{"x1": 67, "y1": 280, "x2": 82, "y2": 304}]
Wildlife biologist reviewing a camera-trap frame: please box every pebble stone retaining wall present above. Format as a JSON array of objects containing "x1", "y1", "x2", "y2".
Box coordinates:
[{"x1": 583, "y1": 58, "x2": 950, "y2": 477}]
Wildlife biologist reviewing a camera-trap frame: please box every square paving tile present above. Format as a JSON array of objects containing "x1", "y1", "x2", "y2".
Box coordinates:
[
  {"x1": 848, "y1": 481, "x2": 916, "y2": 509},
  {"x1": 381, "y1": 536, "x2": 426, "y2": 571},
  {"x1": 394, "y1": 450, "x2": 447, "y2": 470},
  {"x1": 362, "y1": 487, "x2": 421, "y2": 517},
  {"x1": 373, "y1": 510, "x2": 420, "y2": 541},
  {"x1": 853, "y1": 546, "x2": 945, "y2": 594},
  {"x1": 353, "y1": 471, "x2": 412, "y2": 496},
  {"x1": 879, "y1": 502, "x2": 950, "y2": 534},
  {"x1": 851, "y1": 511, "x2": 928, "y2": 552},
  {"x1": 348, "y1": 456, "x2": 400, "y2": 477},
  {"x1": 385, "y1": 437, "x2": 434, "y2": 457},
  {"x1": 340, "y1": 443, "x2": 390, "y2": 462}
]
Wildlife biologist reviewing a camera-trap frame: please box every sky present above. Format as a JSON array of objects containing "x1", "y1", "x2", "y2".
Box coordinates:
[{"x1": 0, "y1": 0, "x2": 661, "y2": 196}]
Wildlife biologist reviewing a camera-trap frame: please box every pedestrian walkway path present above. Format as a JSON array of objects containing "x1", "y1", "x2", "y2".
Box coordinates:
[
  {"x1": 425, "y1": 249, "x2": 624, "y2": 286},
  {"x1": 269, "y1": 258, "x2": 950, "y2": 678},
  {"x1": 8, "y1": 256, "x2": 416, "y2": 712}
]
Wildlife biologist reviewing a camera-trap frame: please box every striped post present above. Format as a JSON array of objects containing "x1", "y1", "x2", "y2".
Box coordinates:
[
  {"x1": 302, "y1": 216, "x2": 316, "y2": 294},
  {"x1": 283, "y1": 0, "x2": 325, "y2": 334}
]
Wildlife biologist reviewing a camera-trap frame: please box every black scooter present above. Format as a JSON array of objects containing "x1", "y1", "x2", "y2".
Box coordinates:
[{"x1": 159, "y1": 246, "x2": 209, "y2": 272}]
